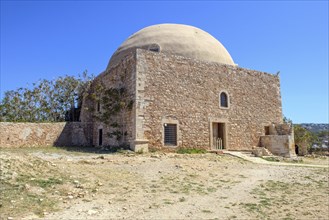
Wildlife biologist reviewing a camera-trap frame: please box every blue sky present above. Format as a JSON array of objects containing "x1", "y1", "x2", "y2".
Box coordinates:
[{"x1": 1, "y1": 1, "x2": 328, "y2": 123}]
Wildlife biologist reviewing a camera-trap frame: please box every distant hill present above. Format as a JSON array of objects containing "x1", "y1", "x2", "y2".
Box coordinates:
[{"x1": 297, "y1": 123, "x2": 329, "y2": 133}]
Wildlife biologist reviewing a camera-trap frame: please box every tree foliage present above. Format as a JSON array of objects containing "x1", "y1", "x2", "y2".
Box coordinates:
[
  {"x1": 317, "y1": 130, "x2": 329, "y2": 138},
  {"x1": 294, "y1": 125, "x2": 321, "y2": 153},
  {"x1": 0, "y1": 71, "x2": 93, "y2": 122},
  {"x1": 283, "y1": 116, "x2": 319, "y2": 153}
]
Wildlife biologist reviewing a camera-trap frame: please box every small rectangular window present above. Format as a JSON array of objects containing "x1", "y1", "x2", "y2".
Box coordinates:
[
  {"x1": 97, "y1": 101, "x2": 101, "y2": 112},
  {"x1": 164, "y1": 124, "x2": 177, "y2": 146},
  {"x1": 99, "y1": 129, "x2": 103, "y2": 146}
]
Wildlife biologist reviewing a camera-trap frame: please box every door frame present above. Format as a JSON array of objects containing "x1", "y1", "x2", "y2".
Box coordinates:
[{"x1": 209, "y1": 118, "x2": 228, "y2": 150}]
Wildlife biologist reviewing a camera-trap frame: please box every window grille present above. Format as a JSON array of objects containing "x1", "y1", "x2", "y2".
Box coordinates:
[
  {"x1": 164, "y1": 124, "x2": 177, "y2": 146},
  {"x1": 220, "y1": 92, "x2": 228, "y2": 107}
]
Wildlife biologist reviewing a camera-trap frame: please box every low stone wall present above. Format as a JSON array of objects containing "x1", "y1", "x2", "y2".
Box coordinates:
[
  {"x1": 260, "y1": 135, "x2": 296, "y2": 158},
  {"x1": 0, "y1": 122, "x2": 92, "y2": 148},
  {"x1": 268, "y1": 123, "x2": 293, "y2": 135}
]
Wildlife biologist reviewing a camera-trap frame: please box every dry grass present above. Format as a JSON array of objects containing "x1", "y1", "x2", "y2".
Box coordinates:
[{"x1": 0, "y1": 147, "x2": 328, "y2": 219}]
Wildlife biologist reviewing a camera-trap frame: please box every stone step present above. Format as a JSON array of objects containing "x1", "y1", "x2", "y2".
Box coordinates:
[
  {"x1": 263, "y1": 148, "x2": 274, "y2": 156},
  {"x1": 239, "y1": 151, "x2": 255, "y2": 157},
  {"x1": 252, "y1": 147, "x2": 274, "y2": 157}
]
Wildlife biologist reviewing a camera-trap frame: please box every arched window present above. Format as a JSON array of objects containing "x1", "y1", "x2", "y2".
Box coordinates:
[{"x1": 220, "y1": 92, "x2": 228, "y2": 108}]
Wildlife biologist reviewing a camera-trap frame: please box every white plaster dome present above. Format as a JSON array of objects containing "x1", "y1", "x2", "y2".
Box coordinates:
[{"x1": 107, "y1": 23, "x2": 235, "y2": 69}]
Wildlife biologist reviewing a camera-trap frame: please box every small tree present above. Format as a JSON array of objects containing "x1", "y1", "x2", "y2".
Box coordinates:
[
  {"x1": 282, "y1": 116, "x2": 315, "y2": 155},
  {"x1": 294, "y1": 125, "x2": 319, "y2": 154}
]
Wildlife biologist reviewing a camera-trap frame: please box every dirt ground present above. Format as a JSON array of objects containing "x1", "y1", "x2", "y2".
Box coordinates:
[{"x1": 1, "y1": 147, "x2": 328, "y2": 220}]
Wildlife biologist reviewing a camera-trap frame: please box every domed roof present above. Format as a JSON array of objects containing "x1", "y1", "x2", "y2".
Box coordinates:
[{"x1": 107, "y1": 23, "x2": 235, "y2": 69}]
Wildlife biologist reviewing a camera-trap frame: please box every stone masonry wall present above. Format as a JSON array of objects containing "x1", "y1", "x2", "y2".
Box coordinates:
[
  {"x1": 136, "y1": 49, "x2": 282, "y2": 150},
  {"x1": 261, "y1": 123, "x2": 296, "y2": 157},
  {"x1": 268, "y1": 123, "x2": 293, "y2": 135},
  {"x1": 0, "y1": 122, "x2": 92, "y2": 148},
  {"x1": 80, "y1": 52, "x2": 137, "y2": 149},
  {"x1": 260, "y1": 135, "x2": 295, "y2": 157},
  {"x1": 275, "y1": 123, "x2": 293, "y2": 135}
]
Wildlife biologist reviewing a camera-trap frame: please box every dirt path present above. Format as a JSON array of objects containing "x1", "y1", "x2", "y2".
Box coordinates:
[
  {"x1": 1, "y1": 149, "x2": 328, "y2": 219},
  {"x1": 225, "y1": 151, "x2": 329, "y2": 168}
]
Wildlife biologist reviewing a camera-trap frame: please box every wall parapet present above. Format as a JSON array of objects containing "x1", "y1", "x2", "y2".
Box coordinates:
[
  {"x1": 0, "y1": 122, "x2": 92, "y2": 148},
  {"x1": 261, "y1": 123, "x2": 296, "y2": 158}
]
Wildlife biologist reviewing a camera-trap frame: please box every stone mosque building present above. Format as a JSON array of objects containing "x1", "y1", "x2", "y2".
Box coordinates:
[{"x1": 80, "y1": 23, "x2": 295, "y2": 157}]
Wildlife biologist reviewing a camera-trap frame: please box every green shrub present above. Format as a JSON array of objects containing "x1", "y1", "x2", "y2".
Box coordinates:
[{"x1": 176, "y1": 148, "x2": 207, "y2": 154}]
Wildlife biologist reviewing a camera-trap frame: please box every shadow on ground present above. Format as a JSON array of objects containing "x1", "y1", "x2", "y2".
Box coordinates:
[{"x1": 54, "y1": 145, "x2": 131, "y2": 154}]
